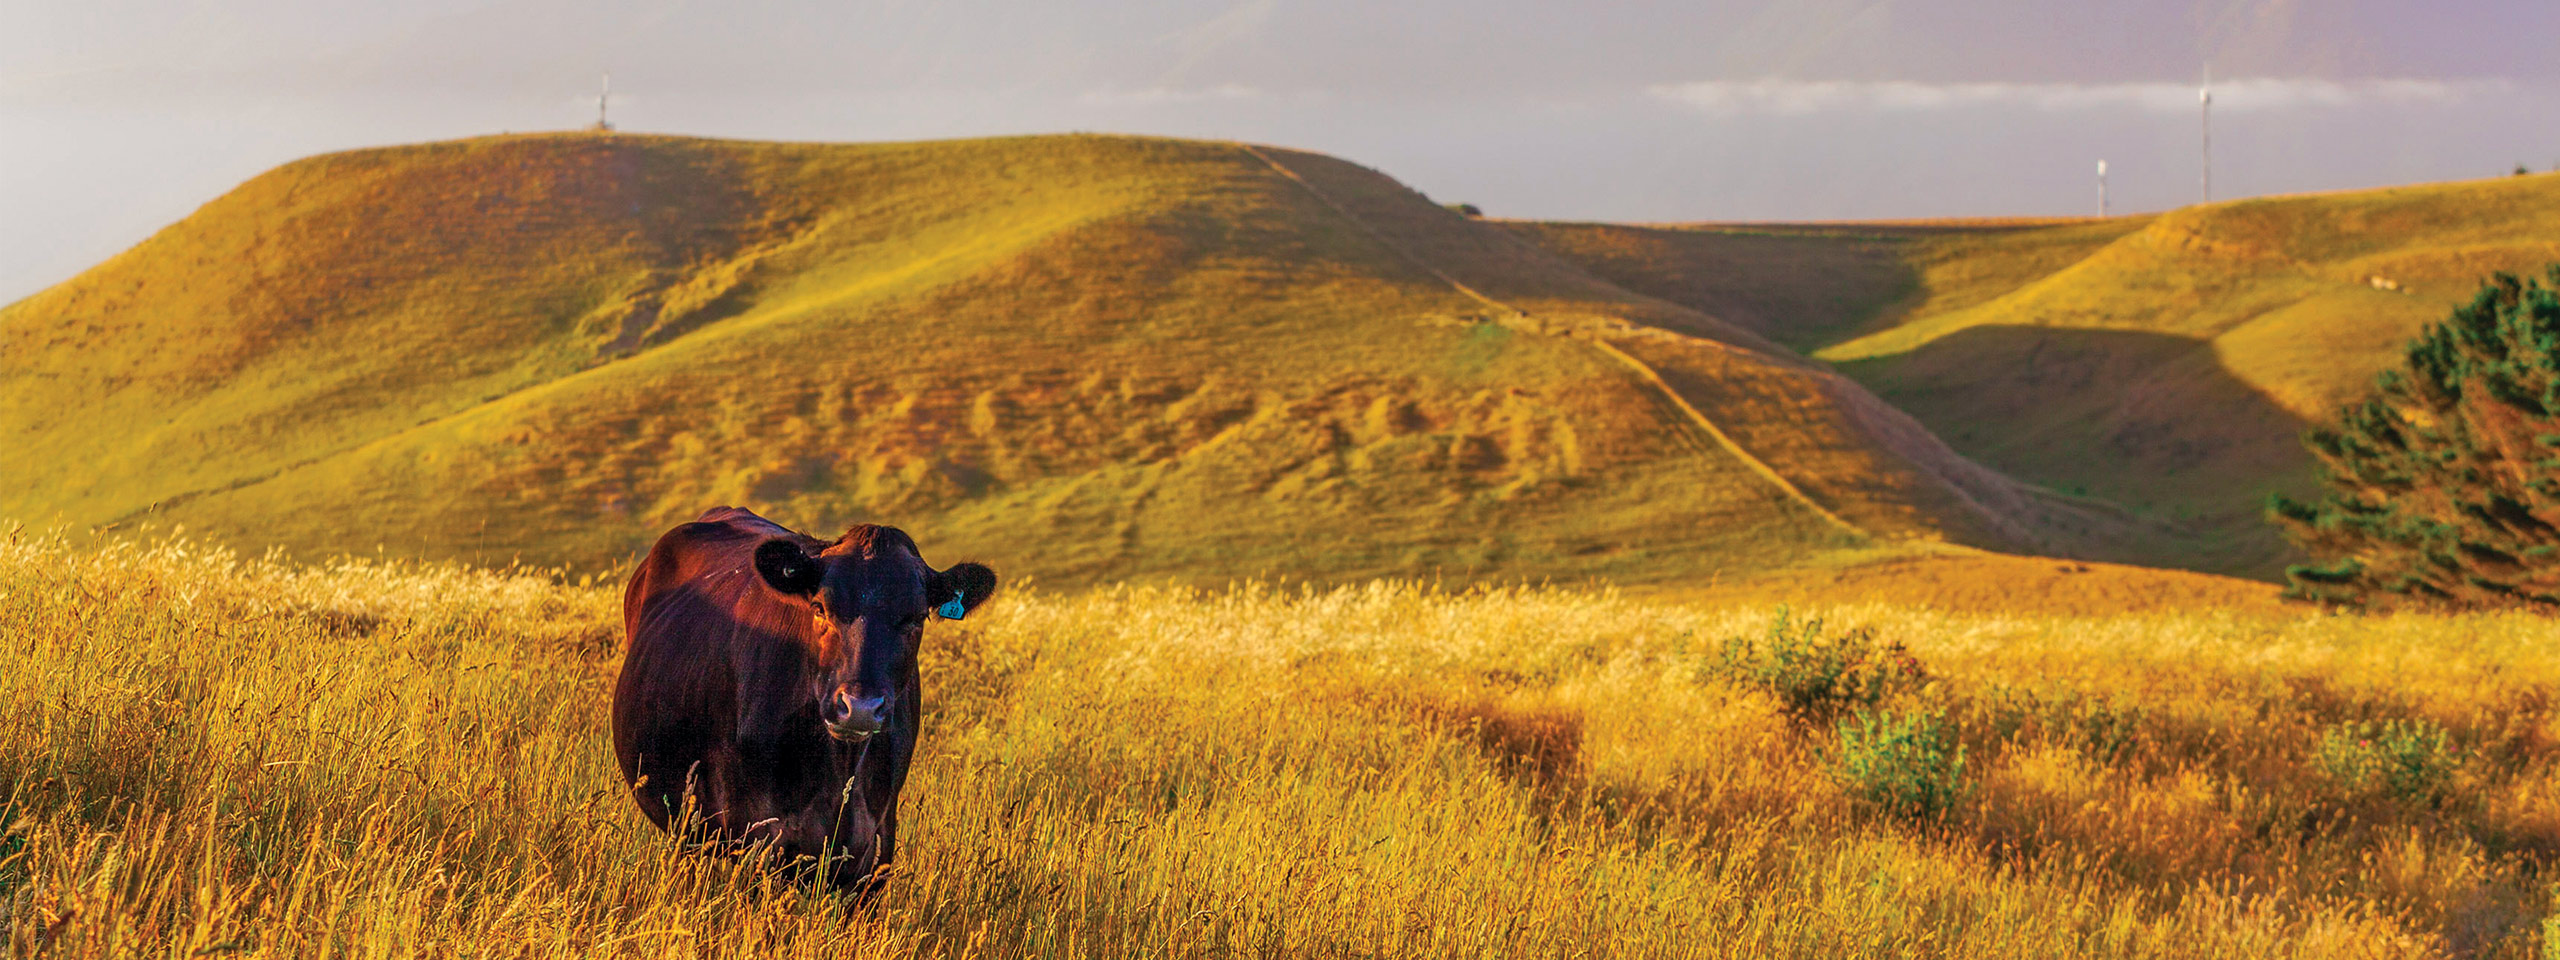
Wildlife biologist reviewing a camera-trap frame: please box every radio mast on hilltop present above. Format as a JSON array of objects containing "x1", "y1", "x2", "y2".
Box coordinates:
[
  {"x1": 2199, "y1": 66, "x2": 2212, "y2": 204},
  {"x1": 592, "y1": 73, "x2": 615, "y2": 132},
  {"x1": 2097, "y1": 159, "x2": 2109, "y2": 217}
]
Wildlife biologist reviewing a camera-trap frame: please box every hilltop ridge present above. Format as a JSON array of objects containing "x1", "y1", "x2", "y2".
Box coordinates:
[
  {"x1": 1512, "y1": 172, "x2": 2560, "y2": 574},
  {"x1": 1, "y1": 133, "x2": 2103, "y2": 585}
]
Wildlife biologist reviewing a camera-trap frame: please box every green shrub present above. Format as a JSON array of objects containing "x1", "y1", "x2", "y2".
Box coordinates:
[
  {"x1": 1835, "y1": 707, "x2": 1971, "y2": 819},
  {"x1": 1970, "y1": 687, "x2": 2147, "y2": 766},
  {"x1": 1709, "y1": 609, "x2": 1924, "y2": 722},
  {"x1": 2270, "y1": 266, "x2": 2560, "y2": 609},
  {"x1": 2313, "y1": 717, "x2": 2458, "y2": 802}
]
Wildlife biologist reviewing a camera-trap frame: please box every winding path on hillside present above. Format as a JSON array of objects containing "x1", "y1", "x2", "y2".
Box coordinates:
[{"x1": 1232, "y1": 142, "x2": 1865, "y2": 539}]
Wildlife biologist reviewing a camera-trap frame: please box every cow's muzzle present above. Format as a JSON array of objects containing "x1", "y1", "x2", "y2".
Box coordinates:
[{"x1": 821, "y1": 689, "x2": 891, "y2": 742}]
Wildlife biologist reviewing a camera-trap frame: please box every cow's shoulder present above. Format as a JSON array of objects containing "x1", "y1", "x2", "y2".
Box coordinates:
[
  {"x1": 693, "y1": 505, "x2": 779, "y2": 529},
  {"x1": 651, "y1": 508, "x2": 824, "y2": 561},
  {"x1": 628, "y1": 509, "x2": 813, "y2": 633},
  {"x1": 683, "y1": 506, "x2": 803, "y2": 542}
]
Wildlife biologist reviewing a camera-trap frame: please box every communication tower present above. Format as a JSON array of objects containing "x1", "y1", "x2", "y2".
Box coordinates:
[
  {"x1": 2199, "y1": 67, "x2": 2212, "y2": 204},
  {"x1": 592, "y1": 73, "x2": 615, "y2": 132}
]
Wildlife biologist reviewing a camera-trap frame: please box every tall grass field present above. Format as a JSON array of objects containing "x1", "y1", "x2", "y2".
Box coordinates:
[{"x1": 3, "y1": 528, "x2": 2555, "y2": 957}]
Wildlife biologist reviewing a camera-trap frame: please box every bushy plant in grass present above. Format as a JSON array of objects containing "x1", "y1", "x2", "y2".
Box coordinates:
[
  {"x1": 1835, "y1": 707, "x2": 1971, "y2": 820},
  {"x1": 10, "y1": 531, "x2": 2560, "y2": 955},
  {"x1": 1969, "y1": 687, "x2": 2147, "y2": 766},
  {"x1": 2313, "y1": 718, "x2": 2458, "y2": 803},
  {"x1": 2271, "y1": 267, "x2": 2560, "y2": 608},
  {"x1": 1709, "y1": 609, "x2": 1925, "y2": 723}
]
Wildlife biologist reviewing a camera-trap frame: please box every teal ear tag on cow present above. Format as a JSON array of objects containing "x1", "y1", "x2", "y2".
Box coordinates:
[{"x1": 938, "y1": 592, "x2": 967, "y2": 620}]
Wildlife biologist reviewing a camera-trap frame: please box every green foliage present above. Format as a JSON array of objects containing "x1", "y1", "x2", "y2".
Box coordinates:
[
  {"x1": 2312, "y1": 718, "x2": 2458, "y2": 803},
  {"x1": 1445, "y1": 202, "x2": 1484, "y2": 218},
  {"x1": 0, "y1": 817, "x2": 22, "y2": 901},
  {"x1": 1966, "y1": 686, "x2": 2146, "y2": 766},
  {"x1": 1835, "y1": 707, "x2": 1971, "y2": 819},
  {"x1": 2048, "y1": 696, "x2": 2143, "y2": 765},
  {"x1": 2271, "y1": 266, "x2": 2560, "y2": 608},
  {"x1": 1709, "y1": 609, "x2": 1924, "y2": 722}
]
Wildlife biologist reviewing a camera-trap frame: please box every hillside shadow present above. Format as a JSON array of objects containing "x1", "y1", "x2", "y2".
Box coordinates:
[
  {"x1": 1832, "y1": 324, "x2": 2320, "y2": 576},
  {"x1": 1503, "y1": 223, "x2": 1925, "y2": 352}
]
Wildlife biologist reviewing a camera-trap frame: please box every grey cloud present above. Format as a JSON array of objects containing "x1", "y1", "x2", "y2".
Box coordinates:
[
  {"x1": 1650, "y1": 77, "x2": 2514, "y2": 116},
  {"x1": 7, "y1": 0, "x2": 2558, "y2": 302}
]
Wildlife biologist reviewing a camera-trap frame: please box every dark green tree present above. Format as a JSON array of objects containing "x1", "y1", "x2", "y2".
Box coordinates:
[{"x1": 2271, "y1": 266, "x2": 2560, "y2": 608}]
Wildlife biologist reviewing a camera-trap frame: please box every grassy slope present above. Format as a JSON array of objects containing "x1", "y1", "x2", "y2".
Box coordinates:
[
  {"x1": 2, "y1": 133, "x2": 2097, "y2": 586},
  {"x1": 1511, "y1": 174, "x2": 2560, "y2": 577},
  {"x1": 1251, "y1": 150, "x2": 2117, "y2": 561},
  {"x1": 7, "y1": 533, "x2": 2552, "y2": 957},
  {"x1": 1654, "y1": 545, "x2": 2288, "y2": 617}
]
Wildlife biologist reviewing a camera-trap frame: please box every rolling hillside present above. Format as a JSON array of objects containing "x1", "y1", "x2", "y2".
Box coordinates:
[
  {"x1": 1512, "y1": 174, "x2": 2560, "y2": 576},
  {"x1": 0, "y1": 133, "x2": 2103, "y2": 586}
]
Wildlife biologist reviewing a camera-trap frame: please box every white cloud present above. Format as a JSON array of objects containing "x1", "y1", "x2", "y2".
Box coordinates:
[{"x1": 1648, "y1": 77, "x2": 2510, "y2": 116}]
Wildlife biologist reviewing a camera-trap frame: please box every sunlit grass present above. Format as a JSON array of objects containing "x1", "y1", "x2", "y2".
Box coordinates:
[
  {"x1": 0, "y1": 133, "x2": 1894, "y2": 588},
  {"x1": 1511, "y1": 176, "x2": 2560, "y2": 578},
  {"x1": 3, "y1": 529, "x2": 2553, "y2": 957}
]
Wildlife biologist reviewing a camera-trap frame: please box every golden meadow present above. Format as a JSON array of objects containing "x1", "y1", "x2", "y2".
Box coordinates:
[{"x1": 3, "y1": 528, "x2": 2556, "y2": 958}]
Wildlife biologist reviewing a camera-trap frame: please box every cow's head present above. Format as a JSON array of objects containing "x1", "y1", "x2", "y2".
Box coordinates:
[{"x1": 752, "y1": 525, "x2": 996, "y2": 742}]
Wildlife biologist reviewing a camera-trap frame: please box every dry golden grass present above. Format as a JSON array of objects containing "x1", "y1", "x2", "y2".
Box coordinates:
[
  {"x1": 3, "y1": 133, "x2": 2100, "y2": 591},
  {"x1": 1513, "y1": 177, "x2": 2560, "y2": 578},
  {"x1": 4, "y1": 529, "x2": 2553, "y2": 958},
  {"x1": 1652, "y1": 547, "x2": 2289, "y2": 618}
]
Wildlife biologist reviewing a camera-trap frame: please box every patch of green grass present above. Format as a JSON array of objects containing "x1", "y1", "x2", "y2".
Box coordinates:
[
  {"x1": 1836, "y1": 707, "x2": 1973, "y2": 820},
  {"x1": 2314, "y1": 718, "x2": 2459, "y2": 804},
  {"x1": 1707, "y1": 608, "x2": 1925, "y2": 723}
]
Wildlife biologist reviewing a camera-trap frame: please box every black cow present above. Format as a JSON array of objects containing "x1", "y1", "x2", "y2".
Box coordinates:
[{"x1": 612, "y1": 506, "x2": 996, "y2": 895}]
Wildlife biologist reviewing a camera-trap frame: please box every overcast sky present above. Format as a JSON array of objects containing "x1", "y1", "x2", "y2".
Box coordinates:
[{"x1": 5, "y1": 0, "x2": 2556, "y2": 303}]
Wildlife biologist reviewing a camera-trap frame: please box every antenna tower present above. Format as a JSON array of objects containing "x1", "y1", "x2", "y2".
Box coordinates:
[
  {"x1": 2199, "y1": 66, "x2": 2212, "y2": 204},
  {"x1": 2097, "y1": 159, "x2": 2109, "y2": 217},
  {"x1": 593, "y1": 73, "x2": 615, "y2": 132}
]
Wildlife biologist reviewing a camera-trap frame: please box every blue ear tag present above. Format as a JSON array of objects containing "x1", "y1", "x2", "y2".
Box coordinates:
[{"x1": 938, "y1": 592, "x2": 968, "y2": 620}]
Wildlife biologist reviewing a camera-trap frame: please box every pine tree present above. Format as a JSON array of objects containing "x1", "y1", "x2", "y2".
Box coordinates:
[{"x1": 2271, "y1": 266, "x2": 2560, "y2": 608}]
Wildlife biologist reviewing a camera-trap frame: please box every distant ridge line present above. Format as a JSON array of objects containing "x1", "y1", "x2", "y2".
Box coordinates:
[{"x1": 1231, "y1": 142, "x2": 1865, "y2": 539}]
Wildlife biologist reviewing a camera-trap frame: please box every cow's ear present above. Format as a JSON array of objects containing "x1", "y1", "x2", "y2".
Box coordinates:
[
  {"x1": 929, "y1": 562, "x2": 997, "y2": 620},
  {"x1": 754, "y1": 539, "x2": 824, "y2": 597}
]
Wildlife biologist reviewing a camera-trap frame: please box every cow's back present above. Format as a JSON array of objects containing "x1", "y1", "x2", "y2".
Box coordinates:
[{"x1": 611, "y1": 507, "x2": 820, "y2": 825}]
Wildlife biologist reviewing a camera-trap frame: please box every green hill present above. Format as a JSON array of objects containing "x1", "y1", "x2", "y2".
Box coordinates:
[
  {"x1": 1511, "y1": 175, "x2": 2560, "y2": 576},
  {"x1": 1, "y1": 133, "x2": 2097, "y2": 586}
]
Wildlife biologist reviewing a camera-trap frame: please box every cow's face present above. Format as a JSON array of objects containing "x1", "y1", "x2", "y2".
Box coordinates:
[{"x1": 753, "y1": 530, "x2": 996, "y2": 742}]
